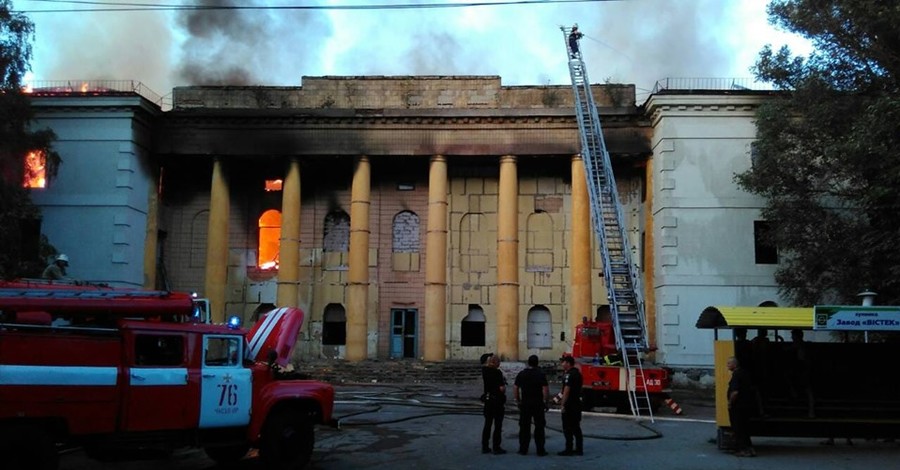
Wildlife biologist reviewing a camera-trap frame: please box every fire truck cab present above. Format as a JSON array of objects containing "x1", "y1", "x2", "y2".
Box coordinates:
[
  {"x1": 570, "y1": 318, "x2": 671, "y2": 413},
  {"x1": 0, "y1": 282, "x2": 334, "y2": 470}
]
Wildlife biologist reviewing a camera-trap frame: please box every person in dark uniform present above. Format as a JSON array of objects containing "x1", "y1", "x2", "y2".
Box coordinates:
[
  {"x1": 568, "y1": 24, "x2": 584, "y2": 58},
  {"x1": 557, "y1": 355, "x2": 584, "y2": 456},
  {"x1": 481, "y1": 354, "x2": 507, "y2": 454},
  {"x1": 727, "y1": 356, "x2": 756, "y2": 457},
  {"x1": 514, "y1": 355, "x2": 549, "y2": 456}
]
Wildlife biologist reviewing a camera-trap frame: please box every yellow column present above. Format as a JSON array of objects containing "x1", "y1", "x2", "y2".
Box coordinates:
[
  {"x1": 142, "y1": 170, "x2": 159, "y2": 289},
  {"x1": 497, "y1": 155, "x2": 520, "y2": 360},
  {"x1": 346, "y1": 156, "x2": 371, "y2": 361},
  {"x1": 276, "y1": 158, "x2": 301, "y2": 307},
  {"x1": 204, "y1": 158, "x2": 229, "y2": 324},
  {"x1": 424, "y1": 155, "x2": 448, "y2": 361},
  {"x1": 570, "y1": 155, "x2": 592, "y2": 331}
]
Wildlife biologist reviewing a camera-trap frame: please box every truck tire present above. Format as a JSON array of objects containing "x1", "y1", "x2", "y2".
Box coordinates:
[
  {"x1": 260, "y1": 410, "x2": 314, "y2": 469},
  {"x1": 204, "y1": 444, "x2": 249, "y2": 465},
  {"x1": 3, "y1": 424, "x2": 58, "y2": 470}
]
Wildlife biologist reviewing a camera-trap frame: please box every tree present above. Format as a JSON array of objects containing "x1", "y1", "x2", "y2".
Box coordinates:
[
  {"x1": 735, "y1": 0, "x2": 900, "y2": 305},
  {"x1": 0, "y1": 0, "x2": 59, "y2": 278}
]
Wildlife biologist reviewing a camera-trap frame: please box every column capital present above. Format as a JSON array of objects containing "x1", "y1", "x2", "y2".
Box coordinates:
[
  {"x1": 431, "y1": 154, "x2": 446, "y2": 163},
  {"x1": 571, "y1": 154, "x2": 584, "y2": 162},
  {"x1": 499, "y1": 154, "x2": 517, "y2": 164}
]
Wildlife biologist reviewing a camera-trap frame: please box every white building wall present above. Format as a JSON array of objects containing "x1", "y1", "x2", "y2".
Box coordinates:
[
  {"x1": 29, "y1": 96, "x2": 160, "y2": 287},
  {"x1": 647, "y1": 94, "x2": 787, "y2": 367}
]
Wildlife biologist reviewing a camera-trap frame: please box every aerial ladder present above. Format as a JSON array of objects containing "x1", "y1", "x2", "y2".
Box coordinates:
[{"x1": 561, "y1": 26, "x2": 653, "y2": 418}]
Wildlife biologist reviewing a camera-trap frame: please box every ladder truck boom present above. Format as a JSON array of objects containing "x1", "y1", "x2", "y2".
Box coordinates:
[{"x1": 561, "y1": 25, "x2": 658, "y2": 419}]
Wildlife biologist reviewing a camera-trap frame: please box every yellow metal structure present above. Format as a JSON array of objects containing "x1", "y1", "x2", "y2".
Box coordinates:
[{"x1": 697, "y1": 306, "x2": 814, "y2": 330}]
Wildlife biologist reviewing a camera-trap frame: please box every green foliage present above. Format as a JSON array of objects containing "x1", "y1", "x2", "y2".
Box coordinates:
[
  {"x1": 736, "y1": 0, "x2": 900, "y2": 305},
  {"x1": 0, "y1": 0, "x2": 59, "y2": 278}
]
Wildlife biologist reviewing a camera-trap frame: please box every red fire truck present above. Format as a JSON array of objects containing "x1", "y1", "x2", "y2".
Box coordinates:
[
  {"x1": 0, "y1": 281, "x2": 334, "y2": 470},
  {"x1": 570, "y1": 317, "x2": 671, "y2": 413}
]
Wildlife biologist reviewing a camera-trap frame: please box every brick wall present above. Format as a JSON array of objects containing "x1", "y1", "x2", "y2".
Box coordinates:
[{"x1": 172, "y1": 76, "x2": 636, "y2": 111}]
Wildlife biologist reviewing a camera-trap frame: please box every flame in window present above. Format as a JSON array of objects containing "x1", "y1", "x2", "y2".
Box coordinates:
[
  {"x1": 23, "y1": 150, "x2": 46, "y2": 188},
  {"x1": 265, "y1": 179, "x2": 283, "y2": 191},
  {"x1": 258, "y1": 209, "x2": 282, "y2": 270}
]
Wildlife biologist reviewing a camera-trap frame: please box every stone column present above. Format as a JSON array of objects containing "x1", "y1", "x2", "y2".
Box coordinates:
[
  {"x1": 204, "y1": 158, "x2": 229, "y2": 324},
  {"x1": 497, "y1": 155, "x2": 520, "y2": 360},
  {"x1": 570, "y1": 155, "x2": 592, "y2": 331},
  {"x1": 346, "y1": 156, "x2": 371, "y2": 361},
  {"x1": 424, "y1": 155, "x2": 448, "y2": 361},
  {"x1": 142, "y1": 170, "x2": 159, "y2": 289},
  {"x1": 277, "y1": 158, "x2": 301, "y2": 308}
]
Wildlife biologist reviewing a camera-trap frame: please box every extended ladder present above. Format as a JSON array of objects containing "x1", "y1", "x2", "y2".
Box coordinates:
[{"x1": 561, "y1": 26, "x2": 653, "y2": 419}]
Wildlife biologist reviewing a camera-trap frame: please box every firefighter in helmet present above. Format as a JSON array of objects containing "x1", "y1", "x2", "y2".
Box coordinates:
[{"x1": 42, "y1": 254, "x2": 71, "y2": 280}]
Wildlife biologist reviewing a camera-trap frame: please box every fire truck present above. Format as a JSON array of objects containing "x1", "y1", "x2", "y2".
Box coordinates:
[
  {"x1": 569, "y1": 317, "x2": 671, "y2": 413},
  {"x1": 0, "y1": 281, "x2": 335, "y2": 470}
]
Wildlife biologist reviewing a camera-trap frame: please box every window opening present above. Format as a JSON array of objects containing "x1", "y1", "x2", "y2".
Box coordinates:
[
  {"x1": 754, "y1": 220, "x2": 778, "y2": 264},
  {"x1": 258, "y1": 209, "x2": 281, "y2": 269},
  {"x1": 323, "y1": 304, "x2": 347, "y2": 345},
  {"x1": 23, "y1": 150, "x2": 46, "y2": 188},
  {"x1": 205, "y1": 336, "x2": 241, "y2": 366},
  {"x1": 461, "y1": 304, "x2": 486, "y2": 347}
]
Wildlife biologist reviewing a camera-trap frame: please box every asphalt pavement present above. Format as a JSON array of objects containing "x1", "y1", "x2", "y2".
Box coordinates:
[{"x1": 59, "y1": 383, "x2": 899, "y2": 469}]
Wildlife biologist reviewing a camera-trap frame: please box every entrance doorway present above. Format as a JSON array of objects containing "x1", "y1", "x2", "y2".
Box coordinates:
[{"x1": 390, "y1": 308, "x2": 418, "y2": 359}]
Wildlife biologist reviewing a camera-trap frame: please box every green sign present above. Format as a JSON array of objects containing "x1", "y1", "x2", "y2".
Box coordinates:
[{"x1": 814, "y1": 305, "x2": 900, "y2": 331}]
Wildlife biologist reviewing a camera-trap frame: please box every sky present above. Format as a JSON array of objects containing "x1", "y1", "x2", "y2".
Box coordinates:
[{"x1": 12, "y1": 0, "x2": 813, "y2": 104}]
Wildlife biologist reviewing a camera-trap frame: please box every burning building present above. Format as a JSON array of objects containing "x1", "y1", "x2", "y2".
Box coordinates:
[{"x1": 26, "y1": 76, "x2": 782, "y2": 367}]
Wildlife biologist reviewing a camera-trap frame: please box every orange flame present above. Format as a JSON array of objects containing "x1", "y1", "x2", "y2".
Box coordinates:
[
  {"x1": 80, "y1": 82, "x2": 88, "y2": 93},
  {"x1": 23, "y1": 150, "x2": 46, "y2": 188}
]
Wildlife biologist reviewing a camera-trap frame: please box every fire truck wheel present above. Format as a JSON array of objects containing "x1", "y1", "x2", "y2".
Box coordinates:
[
  {"x1": 204, "y1": 444, "x2": 249, "y2": 465},
  {"x1": 3, "y1": 424, "x2": 58, "y2": 470},
  {"x1": 260, "y1": 409, "x2": 314, "y2": 469}
]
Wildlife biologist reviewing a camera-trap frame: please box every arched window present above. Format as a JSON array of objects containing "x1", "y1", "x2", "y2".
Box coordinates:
[
  {"x1": 323, "y1": 211, "x2": 350, "y2": 252},
  {"x1": 527, "y1": 306, "x2": 552, "y2": 349},
  {"x1": 461, "y1": 305, "x2": 486, "y2": 347},
  {"x1": 258, "y1": 209, "x2": 281, "y2": 269},
  {"x1": 392, "y1": 211, "x2": 420, "y2": 271},
  {"x1": 322, "y1": 304, "x2": 346, "y2": 346}
]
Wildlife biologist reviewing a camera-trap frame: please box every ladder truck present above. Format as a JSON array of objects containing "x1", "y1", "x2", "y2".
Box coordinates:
[{"x1": 561, "y1": 25, "x2": 670, "y2": 419}]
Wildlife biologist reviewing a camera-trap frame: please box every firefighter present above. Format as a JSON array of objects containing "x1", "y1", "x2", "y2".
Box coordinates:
[
  {"x1": 568, "y1": 24, "x2": 584, "y2": 58},
  {"x1": 514, "y1": 355, "x2": 549, "y2": 456},
  {"x1": 727, "y1": 356, "x2": 756, "y2": 457},
  {"x1": 480, "y1": 353, "x2": 507, "y2": 454},
  {"x1": 42, "y1": 253, "x2": 70, "y2": 280},
  {"x1": 557, "y1": 355, "x2": 584, "y2": 456}
]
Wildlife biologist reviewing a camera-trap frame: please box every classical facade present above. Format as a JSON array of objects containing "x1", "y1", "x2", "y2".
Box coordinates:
[{"x1": 27, "y1": 76, "x2": 782, "y2": 367}]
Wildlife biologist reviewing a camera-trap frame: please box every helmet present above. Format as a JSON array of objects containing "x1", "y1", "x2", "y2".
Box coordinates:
[{"x1": 56, "y1": 254, "x2": 69, "y2": 263}]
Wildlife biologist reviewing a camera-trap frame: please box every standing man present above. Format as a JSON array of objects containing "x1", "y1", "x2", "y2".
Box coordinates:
[
  {"x1": 557, "y1": 355, "x2": 584, "y2": 456},
  {"x1": 727, "y1": 356, "x2": 756, "y2": 457},
  {"x1": 481, "y1": 354, "x2": 507, "y2": 454},
  {"x1": 514, "y1": 355, "x2": 549, "y2": 456}
]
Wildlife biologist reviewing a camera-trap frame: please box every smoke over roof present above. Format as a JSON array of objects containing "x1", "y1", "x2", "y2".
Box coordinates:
[{"x1": 21, "y1": 0, "x2": 804, "y2": 100}]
